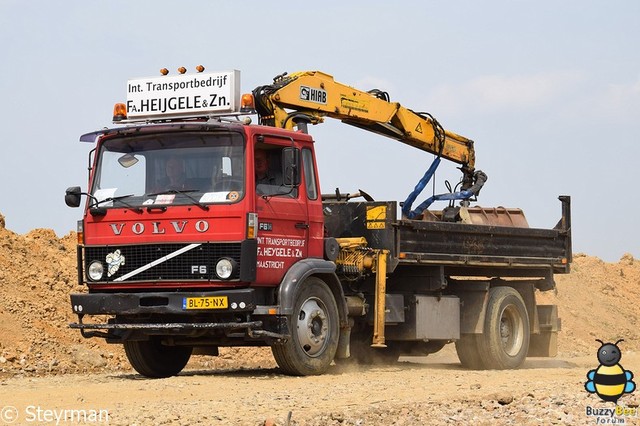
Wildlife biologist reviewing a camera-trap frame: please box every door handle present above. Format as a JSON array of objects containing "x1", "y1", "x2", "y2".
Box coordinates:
[{"x1": 295, "y1": 222, "x2": 309, "y2": 229}]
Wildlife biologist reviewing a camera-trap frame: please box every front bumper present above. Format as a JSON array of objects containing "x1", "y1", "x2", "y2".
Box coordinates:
[
  {"x1": 71, "y1": 288, "x2": 256, "y2": 315},
  {"x1": 69, "y1": 288, "x2": 288, "y2": 342}
]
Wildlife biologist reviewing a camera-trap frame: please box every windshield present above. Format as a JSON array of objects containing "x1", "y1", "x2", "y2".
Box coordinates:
[{"x1": 91, "y1": 131, "x2": 245, "y2": 207}]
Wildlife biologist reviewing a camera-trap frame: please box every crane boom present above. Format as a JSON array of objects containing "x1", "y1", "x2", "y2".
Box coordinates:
[
  {"x1": 252, "y1": 70, "x2": 486, "y2": 218},
  {"x1": 252, "y1": 70, "x2": 475, "y2": 170}
]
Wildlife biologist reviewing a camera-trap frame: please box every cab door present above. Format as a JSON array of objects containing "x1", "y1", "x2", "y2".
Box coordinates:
[{"x1": 253, "y1": 136, "x2": 308, "y2": 285}]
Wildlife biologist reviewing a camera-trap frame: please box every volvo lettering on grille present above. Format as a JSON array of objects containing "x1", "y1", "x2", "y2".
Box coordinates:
[{"x1": 109, "y1": 220, "x2": 210, "y2": 235}]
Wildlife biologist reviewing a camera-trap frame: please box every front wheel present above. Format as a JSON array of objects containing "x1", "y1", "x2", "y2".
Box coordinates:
[
  {"x1": 124, "y1": 338, "x2": 192, "y2": 378},
  {"x1": 272, "y1": 277, "x2": 339, "y2": 375}
]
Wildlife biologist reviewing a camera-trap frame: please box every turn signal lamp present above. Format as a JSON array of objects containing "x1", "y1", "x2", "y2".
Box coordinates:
[
  {"x1": 241, "y1": 93, "x2": 255, "y2": 113},
  {"x1": 76, "y1": 220, "x2": 84, "y2": 245},
  {"x1": 247, "y1": 213, "x2": 258, "y2": 239},
  {"x1": 112, "y1": 103, "x2": 127, "y2": 122}
]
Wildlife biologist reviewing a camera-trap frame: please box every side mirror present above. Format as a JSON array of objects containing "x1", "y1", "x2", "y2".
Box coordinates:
[
  {"x1": 65, "y1": 186, "x2": 82, "y2": 208},
  {"x1": 282, "y1": 147, "x2": 301, "y2": 187}
]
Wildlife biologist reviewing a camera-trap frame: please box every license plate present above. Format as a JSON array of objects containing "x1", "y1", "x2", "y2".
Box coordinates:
[{"x1": 182, "y1": 296, "x2": 228, "y2": 310}]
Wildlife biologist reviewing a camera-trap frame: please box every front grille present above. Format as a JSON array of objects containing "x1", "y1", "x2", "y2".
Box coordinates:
[{"x1": 84, "y1": 242, "x2": 242, "y2": 282}]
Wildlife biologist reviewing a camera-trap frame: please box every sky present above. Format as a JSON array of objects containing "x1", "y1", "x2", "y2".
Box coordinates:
[{"x1": 0, "y1": 1, "x2": 638, "y2": 262}]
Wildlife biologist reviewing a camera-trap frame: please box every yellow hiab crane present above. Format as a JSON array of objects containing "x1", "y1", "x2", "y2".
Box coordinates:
[
  {"x1": 251, "y1": 70, "x2": 488, "y2": 347},
  {"x1": 252, "y1": 71, "x2": 488, "y2": 221},
  {"x1": 253, "y1": 71, "x2": 474, "y2": 166}
]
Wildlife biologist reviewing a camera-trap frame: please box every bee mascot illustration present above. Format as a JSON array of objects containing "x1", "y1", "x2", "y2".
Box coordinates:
[{"x1": 585, "y1": 339, "x2": 636, "y2": 403}]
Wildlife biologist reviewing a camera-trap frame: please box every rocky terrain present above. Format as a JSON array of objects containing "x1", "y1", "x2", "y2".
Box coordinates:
[{"x1": 0, "y1": 212, "x2": 638, "y2": 425}]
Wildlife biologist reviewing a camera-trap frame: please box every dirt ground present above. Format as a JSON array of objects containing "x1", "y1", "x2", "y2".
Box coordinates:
[{"x1": 0, "y1": 215, "x2": 638, "y2": 425}]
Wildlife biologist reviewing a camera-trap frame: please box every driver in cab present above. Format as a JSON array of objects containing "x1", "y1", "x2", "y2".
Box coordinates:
[
  {"x1": 255, "y1": 149, "x2": 278, "y2": 185},
  {"x1": 157, "y1": 157, "x2": 187, "y2": 191}
]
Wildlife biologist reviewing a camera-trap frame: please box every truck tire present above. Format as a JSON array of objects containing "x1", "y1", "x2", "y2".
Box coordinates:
[
  {"x1": 476, "y1": 286, "x2": 530, "y2": 369},
  {"x1": 272, "y1": 277, "x2": 339, "y2": 375},
  {"x1": 455, "y1": 334, "x2": 483, "y2": 369},
  {"x1": 124, "y1": 338, "x2": 192, "y2": 378}
]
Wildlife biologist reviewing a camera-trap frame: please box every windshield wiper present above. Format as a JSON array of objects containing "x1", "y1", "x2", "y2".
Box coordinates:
[
  {"x1": 147, "y1": 189, "x2": 210, "y2": 211},
  {"x1": 89, "y1": 194, "x2": 143, "y2": 215}
]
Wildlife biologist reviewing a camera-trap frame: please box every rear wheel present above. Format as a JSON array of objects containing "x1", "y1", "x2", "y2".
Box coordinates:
[
  {"x1": 124, "y1": 338, "x2": 192, "y2": 378},
  {"x1": 272, "y1": 277, "x2": 339, "y2": 375},
  {"x1": 457, "y1": 286, "x2": 530, "y2": 370}
]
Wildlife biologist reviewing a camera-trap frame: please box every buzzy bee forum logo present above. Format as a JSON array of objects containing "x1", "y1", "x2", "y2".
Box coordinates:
[{"x1": 584, "y1": 339, "x2": 637, "y2": 423}]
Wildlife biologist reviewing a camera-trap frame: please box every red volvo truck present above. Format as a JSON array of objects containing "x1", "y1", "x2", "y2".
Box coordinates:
[{"x1": 66, "y1": 69, "x2": 571, "y2": 377}]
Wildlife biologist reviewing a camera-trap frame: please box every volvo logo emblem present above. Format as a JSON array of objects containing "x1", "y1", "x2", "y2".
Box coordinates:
[{"x1": 109, "y1": 220, "x2": 210, "y2": 235}]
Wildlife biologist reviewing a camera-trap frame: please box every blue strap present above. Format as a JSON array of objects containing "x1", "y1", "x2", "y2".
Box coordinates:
[
  {"x1": 406, "y1": 189, "x2": 474, "y2": 219},
  {"x1": 402, "y1": 156, "x2": 476, "y2": 219},
  {"x1": 401, "y1": 157, "x2": 441, "y2": 218}
]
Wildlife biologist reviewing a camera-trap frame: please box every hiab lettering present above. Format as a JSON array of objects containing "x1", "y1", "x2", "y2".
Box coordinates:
[{"x1": 300, "y1": 85, "x2": 327, "y2": 104}]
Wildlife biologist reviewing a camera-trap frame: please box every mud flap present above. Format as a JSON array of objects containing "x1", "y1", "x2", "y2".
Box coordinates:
[{"x1": 528, "y1": 305, "x2": 561, "y2": 357}]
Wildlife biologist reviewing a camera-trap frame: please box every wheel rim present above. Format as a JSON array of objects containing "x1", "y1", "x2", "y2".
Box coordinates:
[
  {"x1": 499, "y1": 304, "x2": 524, "y2": 356},
  {"x1": 296, "y1": 297, "x2": 330, "y2": 357}
]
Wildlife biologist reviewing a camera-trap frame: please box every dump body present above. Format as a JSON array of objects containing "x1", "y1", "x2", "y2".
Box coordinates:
[{"x1": 324, "y1": 198, "x2": 571, "y2": 278}]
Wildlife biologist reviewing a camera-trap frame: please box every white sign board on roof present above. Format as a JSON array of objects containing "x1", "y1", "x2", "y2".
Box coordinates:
[{"x1": 126, "y1": 70, "x2": 240, "y2": 119}]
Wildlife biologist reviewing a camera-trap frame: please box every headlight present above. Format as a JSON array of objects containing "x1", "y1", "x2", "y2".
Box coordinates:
[
  {"x1": 215, "y1": 258, "x2": 236, "y2": 280},
  {"x1": 88, "y1": 261, "x2": 104, "y2": 281}
]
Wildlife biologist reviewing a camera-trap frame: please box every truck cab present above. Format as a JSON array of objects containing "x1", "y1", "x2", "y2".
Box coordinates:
[
  {"x1": 67, "y1": 117, "x2": 346, "y2": 377},
  {"x1": 73, "y1": 122, "x2": 325, "y2": 286}
]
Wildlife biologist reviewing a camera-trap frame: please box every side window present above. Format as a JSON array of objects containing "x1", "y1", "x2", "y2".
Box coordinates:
[
  {"x1": 255, "y1": 142, "x2": 298, "y2": 198},
  {"x1": 302, "y1": 148, "x2": 318, "y2": 200}
]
